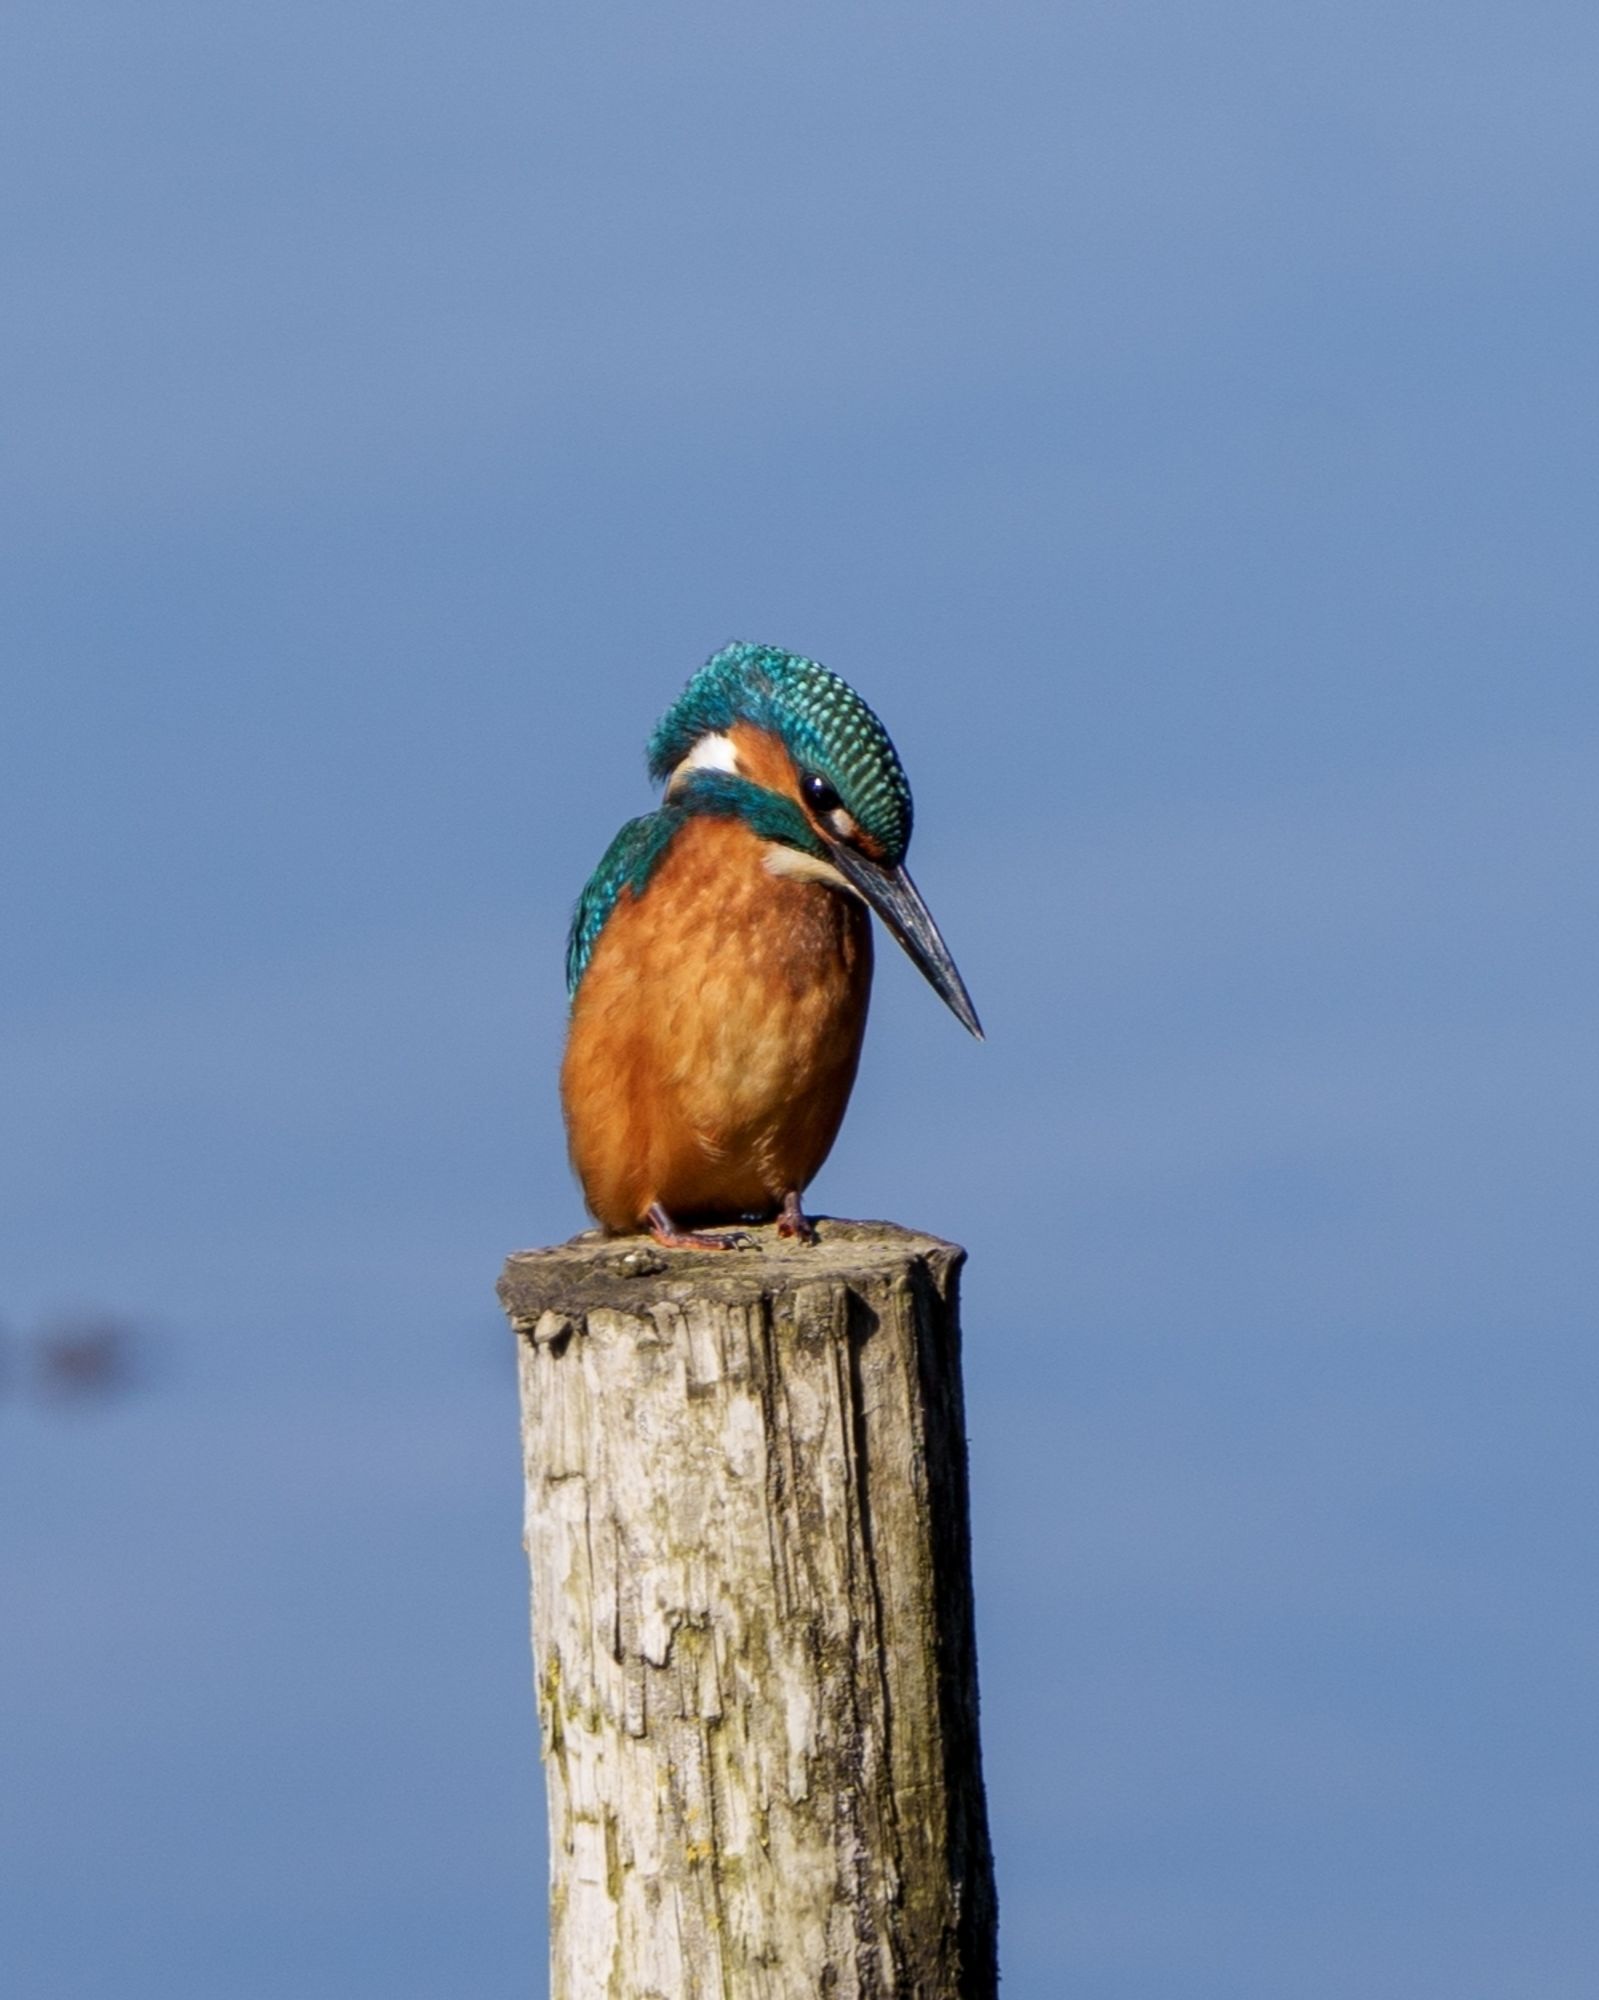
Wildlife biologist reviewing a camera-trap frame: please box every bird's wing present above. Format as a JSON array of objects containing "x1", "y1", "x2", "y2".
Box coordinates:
[{"x1": 565, "y1": 809, "x2": 684, "y2": 997}]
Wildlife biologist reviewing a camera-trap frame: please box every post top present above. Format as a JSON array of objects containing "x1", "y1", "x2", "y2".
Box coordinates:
[{"x1": 498, "y1": 1217, "x2": 964, "y2": 1326}]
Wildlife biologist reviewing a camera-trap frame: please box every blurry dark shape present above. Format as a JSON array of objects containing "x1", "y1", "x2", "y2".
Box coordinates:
[
  {"x1": 0, "y1": 1319, "x2": 11, "y2": 1400},
  {"x1": 31, "y1": 1313, "x2": 151, "y2": 1405}
]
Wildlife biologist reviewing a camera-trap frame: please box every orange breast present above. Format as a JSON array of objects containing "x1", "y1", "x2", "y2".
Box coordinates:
[{"x1": 560, "y1": 815, "x2": 873, "y2": 1232}]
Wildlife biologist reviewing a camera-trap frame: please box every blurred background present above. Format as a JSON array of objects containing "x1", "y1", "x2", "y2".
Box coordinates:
[{"x1": 5, "y1": 4, "x2": 1597, "y2": 1995}]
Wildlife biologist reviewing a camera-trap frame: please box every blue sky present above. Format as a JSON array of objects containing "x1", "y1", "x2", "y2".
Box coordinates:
[{"x1": 6, "y1": 4, "x2": 1599, "y2": 1994}]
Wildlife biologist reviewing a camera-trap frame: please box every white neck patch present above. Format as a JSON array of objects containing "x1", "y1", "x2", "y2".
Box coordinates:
[{"x1": 667, "y1": 732, "x2": 741, "y2": 794}]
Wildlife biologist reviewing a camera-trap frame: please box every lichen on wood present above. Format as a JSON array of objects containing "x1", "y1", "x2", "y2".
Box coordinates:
[{"x1": 500, "y1": 1218, "x2": 997, "y2": 1999}]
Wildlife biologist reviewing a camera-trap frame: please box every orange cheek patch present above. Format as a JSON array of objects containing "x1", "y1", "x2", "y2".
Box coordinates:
[{"x1": 727, "y1": 721, "x2": 803, "y2": 801}]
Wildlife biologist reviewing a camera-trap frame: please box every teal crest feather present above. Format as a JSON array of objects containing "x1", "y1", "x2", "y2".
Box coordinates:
[{"x1": 647, "y1": 642, "x2": 914, "y2": 865}]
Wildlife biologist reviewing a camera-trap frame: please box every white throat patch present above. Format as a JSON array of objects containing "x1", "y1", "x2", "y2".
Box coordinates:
[{"x1": 762, "y1": 843, "x2": 861, "y2": 897}]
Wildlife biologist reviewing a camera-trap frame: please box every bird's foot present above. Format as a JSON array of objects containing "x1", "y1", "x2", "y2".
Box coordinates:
[
  {"x1": 775, "y1": 1189, "x2": 819, "y2": 1245},
  {"x1": 645, "y1": 1203, "x2": 755, "y2": 1252}
]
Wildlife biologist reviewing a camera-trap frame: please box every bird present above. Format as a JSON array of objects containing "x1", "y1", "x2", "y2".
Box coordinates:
[{"x1": 560, "y1": 641, "x2": 982, "y2": 1250}]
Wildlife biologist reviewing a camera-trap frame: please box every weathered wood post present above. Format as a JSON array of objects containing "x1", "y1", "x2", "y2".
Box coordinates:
[{"x1": 499, "y1": 1218, "x2": 998, "y2": 1998}]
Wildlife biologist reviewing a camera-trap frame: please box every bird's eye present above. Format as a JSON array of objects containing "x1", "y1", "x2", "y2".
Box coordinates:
[{"x1": 801, "y1": 771, "x2": 842, "y2": 816}]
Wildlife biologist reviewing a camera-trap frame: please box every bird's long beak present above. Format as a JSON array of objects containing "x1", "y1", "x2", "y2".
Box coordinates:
[{"x1": 825, "y1": 845, "x2": 984, "y2": 1039}]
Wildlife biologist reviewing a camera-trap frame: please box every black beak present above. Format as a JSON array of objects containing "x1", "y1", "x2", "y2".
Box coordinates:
[{"x1": 826, "y1": 845, "x2": 984, "y2": 1039}]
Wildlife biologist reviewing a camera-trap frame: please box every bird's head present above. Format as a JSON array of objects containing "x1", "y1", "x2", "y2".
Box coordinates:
[{"x1": 648, "y1": 642, "x2": 982, "y2": 1038}]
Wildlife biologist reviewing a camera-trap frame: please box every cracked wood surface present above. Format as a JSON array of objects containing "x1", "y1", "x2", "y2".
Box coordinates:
[{"x1": 499, "y1": 1219, "x2": 998, "y2": 1999}]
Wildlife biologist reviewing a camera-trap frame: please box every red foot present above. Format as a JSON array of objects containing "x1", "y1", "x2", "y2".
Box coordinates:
[
  {"x1": 646, "y1": 1203, "x2": 754, "y2": 1252},
  {"x1": 776, "y1": 1190, "x2": 819, "y2": 1244}
]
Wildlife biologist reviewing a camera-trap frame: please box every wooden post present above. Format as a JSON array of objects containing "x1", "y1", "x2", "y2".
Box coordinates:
[{"x1": 498, "y1": 1219, "x2": 998, "y2": 1999}]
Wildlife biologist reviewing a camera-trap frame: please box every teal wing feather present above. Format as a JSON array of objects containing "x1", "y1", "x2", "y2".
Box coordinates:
[
  {"x1": 565, "y1": 809, "x2": 683, "y2": 996},
  {"x1": 566, "y1": 774, "x2": 829, "y2": 996}
]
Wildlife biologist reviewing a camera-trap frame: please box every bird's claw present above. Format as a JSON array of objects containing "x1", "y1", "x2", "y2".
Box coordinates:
[
  {"x1": 645, "y1": 1204, "x2": 755, "y2": 1253},
  {"x1": 776, "y1": 1191, "x2": 819, "y2": 1244}
]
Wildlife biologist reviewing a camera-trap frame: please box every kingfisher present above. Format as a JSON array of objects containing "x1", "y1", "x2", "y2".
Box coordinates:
[{"x1": 560, "y1": 642, "x2": 981, "y2": 1250}]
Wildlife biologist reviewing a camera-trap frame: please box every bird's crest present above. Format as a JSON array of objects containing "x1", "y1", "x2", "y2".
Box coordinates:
[{"x1": 647, "y1": 642, "x2": 914, "y2": 866}]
